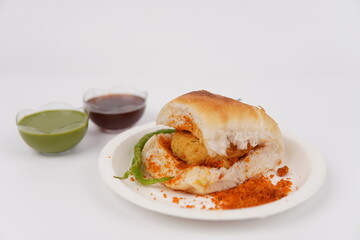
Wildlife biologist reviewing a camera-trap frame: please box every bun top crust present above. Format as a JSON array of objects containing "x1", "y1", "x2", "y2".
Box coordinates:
[{"x1": 156, "y1": 90, "x2": 283, "y2": 157}]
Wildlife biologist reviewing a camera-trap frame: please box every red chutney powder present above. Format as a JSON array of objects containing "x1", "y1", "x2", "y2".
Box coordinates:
[
  {"x1": 277, "y1": 165, "x2": 289, "y2": 177},
  {"x1": 209, "y1": 176, "x2": 292, "y2": 210}
]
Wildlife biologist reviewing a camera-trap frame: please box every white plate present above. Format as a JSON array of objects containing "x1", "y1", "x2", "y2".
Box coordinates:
[{"x1": 98, "y1": 122, "x2": 326, "y2": 221}]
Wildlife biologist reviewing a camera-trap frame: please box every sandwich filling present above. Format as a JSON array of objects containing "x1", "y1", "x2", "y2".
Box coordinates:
[{"x1": 159, "y1": 130, "x2": 259, "y2": 169}]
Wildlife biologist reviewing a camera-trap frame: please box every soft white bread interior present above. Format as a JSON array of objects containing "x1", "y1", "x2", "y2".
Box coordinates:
[{"x1": 142, "y1": 90, "x2": 284, "y2": 194}]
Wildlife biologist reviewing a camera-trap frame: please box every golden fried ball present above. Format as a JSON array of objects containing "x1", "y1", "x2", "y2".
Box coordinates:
[{"x1": 171, "y1": 131, "x2": 208, "y2": 165}]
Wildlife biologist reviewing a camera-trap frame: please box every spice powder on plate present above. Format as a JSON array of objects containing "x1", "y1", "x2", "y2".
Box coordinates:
[
  {"x1": 277, "y1": 165, "x2": 289, "y2": 177},
  {"x1": 209, "y1": 175, "x2": 292, "y2": 210}
]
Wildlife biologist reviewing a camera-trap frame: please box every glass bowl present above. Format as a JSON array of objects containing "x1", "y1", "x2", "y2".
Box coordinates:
[
  {"x1": 83, "y1": 85, "x2": 147, "y2": 132},
  {"x1": 16, "y1": 102, "x2": 89, "y2": 154}
]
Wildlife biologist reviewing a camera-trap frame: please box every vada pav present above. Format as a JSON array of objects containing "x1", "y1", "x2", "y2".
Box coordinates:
[{"x1": 141, "y1": 90, "x2": 284, "y2": 195}]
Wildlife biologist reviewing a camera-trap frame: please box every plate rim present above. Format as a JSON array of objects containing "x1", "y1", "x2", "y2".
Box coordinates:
[{"x1": 98, "y1": 122, "x2": 326, "y2": 221}]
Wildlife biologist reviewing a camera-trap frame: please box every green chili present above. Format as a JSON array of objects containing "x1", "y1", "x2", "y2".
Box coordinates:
[{"x1": 114, "y1": 128, "x2": 176, "y2": 185}]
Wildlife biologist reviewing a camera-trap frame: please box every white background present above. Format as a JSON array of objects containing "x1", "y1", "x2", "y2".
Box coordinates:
[{"x1": 0, "y1": 0, "x2": 360, "y2": 239}]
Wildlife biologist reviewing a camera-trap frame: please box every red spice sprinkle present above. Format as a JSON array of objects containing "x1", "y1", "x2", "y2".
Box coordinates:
[
  {"x1": 172, "y1": 197, "x2": 180, "y2": 204},
  {"x1": 130, "y1": 177, "x2": 135, "y2": 181},
  {"x1": 169, "y1": 174, "x2": 292, "y2": 210},
  {"x1": 277, "y1": 166, "x2": 289, "y2": 177},
  {"x1": 210, "y1": 175, "x2": 292, "y2": 210},
  {"x1": 163, "y1": 194, "x2": 167, "y2": 198}
]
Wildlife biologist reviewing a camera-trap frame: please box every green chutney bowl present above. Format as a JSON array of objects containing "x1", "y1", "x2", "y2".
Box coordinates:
[{"x1": 16, "y1": 102, "x2": 89, "y2": 154}]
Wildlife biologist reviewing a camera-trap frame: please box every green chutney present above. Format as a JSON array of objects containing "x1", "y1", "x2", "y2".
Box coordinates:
[{"x1": 17, "y1": 110, "x2": 88, "y2": 154}]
